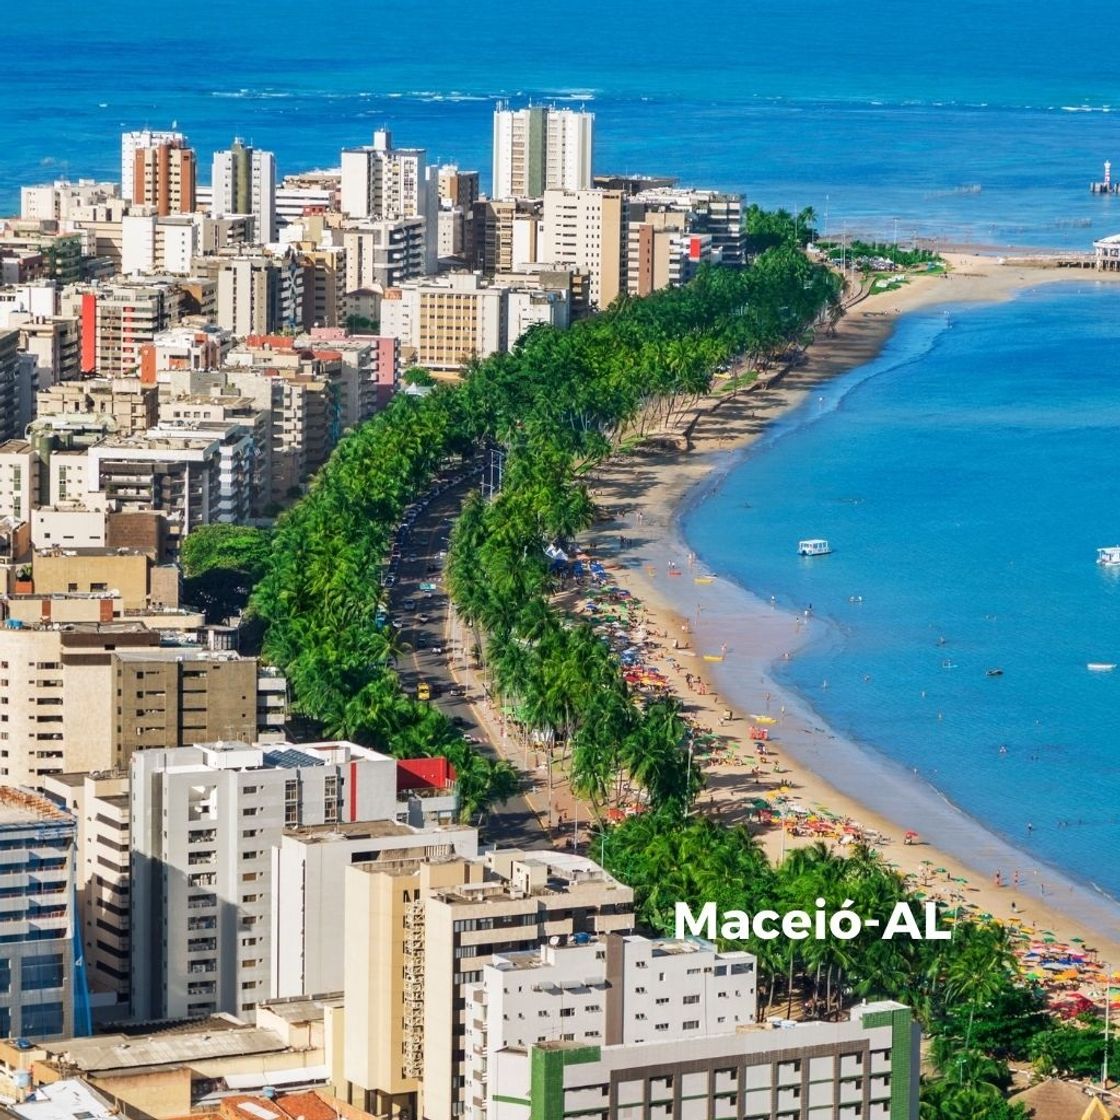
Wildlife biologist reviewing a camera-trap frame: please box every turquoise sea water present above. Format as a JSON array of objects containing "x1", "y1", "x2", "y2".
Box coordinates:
[
  {"x1": 7, "y1": 1, "x2": 1120, "y2": 246},
  {"x1": 682, "y1": 284, "x2": 1120, "y2": 899}
]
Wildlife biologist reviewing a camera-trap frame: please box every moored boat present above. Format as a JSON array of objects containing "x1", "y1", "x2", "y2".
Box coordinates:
[
  {"x1": 798, "y1": 538, "x2": 832, "y2": 557},
  {"x1": 1097, "y1": 546, "x2": 1120, "y2": 566},
  {"x1": 1087, "y1": 662, "x2": 1117, "y2": 672}
]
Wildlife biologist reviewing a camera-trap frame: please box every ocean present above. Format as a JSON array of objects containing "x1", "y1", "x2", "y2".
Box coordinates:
[
  {"x1": 6, "y1": 0, "x2": 1120, "y2": 247},
  {"x1": 681, "y1": 284, "x2": 1120, "y2": 901}
]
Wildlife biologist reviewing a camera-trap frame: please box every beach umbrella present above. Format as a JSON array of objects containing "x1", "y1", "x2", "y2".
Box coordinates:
[
  {"x1": 1043, "y1": 935, "x2": 1058, "y2": 944},
  {"x1": 935, "y1": 867, "x2": 948, "y2": 873},
  {"x1": 1071, "y1": 936, "x2": 1085, "y2": 943}
]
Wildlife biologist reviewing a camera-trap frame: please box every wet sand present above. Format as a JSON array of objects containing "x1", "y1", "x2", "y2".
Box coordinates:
[{"x1": 583, "y1": 254, "x2": 1120, "y2": 961}]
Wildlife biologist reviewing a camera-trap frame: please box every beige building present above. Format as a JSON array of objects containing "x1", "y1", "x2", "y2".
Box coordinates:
[
  {"x1": 0, "y1": 622, "x2": 156, "y2": 784},
  {"x1": 341, "y1": 850, "x2": 635, "y2": 1120},
  {"x1": 0, "y1": 623, "x2": 282, "y2": 785},
  {"x1": 42, "y1": 771, "x2": 132, "y2": 1022},
  {"x1": 37, "y1": 377, "x2": 159, "y2": 436},
  {"x1": 540, "y1": 189, "x2": 625, "y2": 309},
  {"x1": 380, "y1": 273, "x2": 568, "y2": 373},
  {"x1": 471, "y1": 198, "x2": 542, "y2": 275},
  {"x1": 31, "y1": 548, "x2": 156, "y2": 610}
]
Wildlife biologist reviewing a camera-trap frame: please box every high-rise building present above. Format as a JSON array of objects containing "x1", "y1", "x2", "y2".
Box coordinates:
[
  {"x1": 0, "y1": 332, "x2": 20, "y2": 442},
  {"x1": 121, "y1": 129, "x2": 184, "y2": 203},
  {"x1": 211, "y1": 138, "x2": 278, "y2": 244},
  {"x1": 0, "y1": 787, "x2": 85, "y2": 1041},
  {"x1": 341, "y1": 130, "x2": 438, "y2": 274},
  {"x1": 129, "y1": 739, "x2": 448, "y2": 1021},
  {"x1": 343, "y1": 218, "x2": 427, "y2": 294},
  {"x1": 211, "y1": 250, "x2": 305, "y2": 336},
  {"x1": 131, "y1": 139, "x2": 197, "y2": 216},
  {"x1": 67, "y1": 281, "x2": 177, "y2": 377},
  {"x1": 0, "y1": 621, "x2": 284, "y2": 785},
  {"x1": 341, "y1": 850, "x2": 635, "y2": 1120},
  {"x1": 464, "y1": 933, "x2": 758, "y2": 1120},
  {"x1": 540, "y1": 188, "x2": 626, "y2": 309},
  {"x1": 379, "y1": 273, "x2": 568, "y2": 372},
  {"x1": 471, "y1": 198, "x2": 542, "y2": 275},
  {"x1": 492, "y1": 105, "x2": 594, "y2": 199},
  {"x1": 42, "y1": 771, "x2": 131, "y2": 1023}
]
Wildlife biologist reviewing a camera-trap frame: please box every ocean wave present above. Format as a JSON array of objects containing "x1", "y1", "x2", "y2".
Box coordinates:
[{"x1": 211, "y1": 88, "x2": 294, "y2": 100}]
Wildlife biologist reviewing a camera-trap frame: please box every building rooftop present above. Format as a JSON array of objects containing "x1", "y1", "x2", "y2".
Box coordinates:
[
  {"x1": 40, "y1": 1023, "x2": 289, "y2": 1074},
  {"x1": 284, "y1": 819, "x2": 414, "y2": 842},
  {"x1": 0, "y1": 440, "x2": 31, "y2": 455},
  {"x1": 6, "y1": 1078, "x2": 118, "y2": 1120},
  {"x1": 256, "y1": 993, "x2": 344, "y2": 1025},
  {"x1": 0, "y1": 786, "x2": 71, "y2": 827}
]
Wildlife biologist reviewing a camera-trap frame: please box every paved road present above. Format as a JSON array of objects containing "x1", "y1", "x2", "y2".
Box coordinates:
[{"x1": 383, "y1": 463, "x2": 551, "y2": 850}]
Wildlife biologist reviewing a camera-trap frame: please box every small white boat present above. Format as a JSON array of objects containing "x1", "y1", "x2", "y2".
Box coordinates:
[
  {"x1": 1097, "y1": 546, "x2": 1120, "y2": 566},
  {"x1": 798, "y1": 539, "x2": 832, "y2": 557},
  {"x1": 1088, "y1": 662, "x2": 1117, "y2": 672}
]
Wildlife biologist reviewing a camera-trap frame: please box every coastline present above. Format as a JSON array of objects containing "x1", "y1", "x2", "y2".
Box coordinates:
[{"x1": 584, "y1": 253, "x2": 1120, "y2": 962}]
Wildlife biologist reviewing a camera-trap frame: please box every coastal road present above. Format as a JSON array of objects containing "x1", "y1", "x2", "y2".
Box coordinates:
[{"x1": 384, "y1": 465, "x2": 552, "y2": 851}]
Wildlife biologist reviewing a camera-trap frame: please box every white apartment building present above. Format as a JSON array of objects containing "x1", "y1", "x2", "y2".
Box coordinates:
[
  {"x1": 211, "y1": 139, "x2": 278, "y2": 244},
  {"x1": 20, "y1": 180, "x2": 121, "y2": 226},
  {"x1": 0, "y1": 787, "x2": 83, "y2": 1041},
  {"x1": 271, "y1": 815, "x2": 476, "y2": 1000},
  {"x1": 0, "y1": 439, "x2": 38, "y2": 522},
  {"x1": 341, "y1": 130, "x2": 438, "y2": 274},
  {"x1": 493, "y1": 1002, "x2": 920, "y2": 1120},
  {"x1": 129, "y1": 739, "x2": 451, "y2": 1022},
  {"x1": 464, "y1": 934, "x2": 757, "y2": 1120},
  {"x1": 42, "y1": 771, "x2": 131, "y2": 1023},
  {"x1": 492, "y1": 105, "x2": 594, "y2": 199},
  {"x1": 120, "y1": 213, "x2": 197, "y2": 276},
  {"x1": 0, "y1": 281, "x2": 58, "y2": 325},
  {"x1": 120, "y1": 130, "x2": 185, "y2": 202},
  {"x1": 541, "y1": 189, "x2": 626, "y2": 309},
  {"x1": 30, "y1": 506, "x2": 105, "y2": 550}
]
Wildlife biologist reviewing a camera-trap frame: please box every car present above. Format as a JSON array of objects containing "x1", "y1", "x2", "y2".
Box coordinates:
[
  {"x1": 417, "y1": 681, "x2": 431, "y2": 701},
  {"x1": 414, "y1": 636, "x2": 427, "y2": 650},
  {"x1": 417, "y1": 613, "x2": 430, "y2": 624},
  {"x1": 383, "y1": 575, "x2": 397, "y2": 587},
  {"x1": 402, "y1": 598, "x2": 417, "y2": 611},
  {"x1": 406, "y1": 554, "x2": 418, "y2": 563},
  {"x1": 450, "y1": 716, "x2": 472, "y2": 730}
]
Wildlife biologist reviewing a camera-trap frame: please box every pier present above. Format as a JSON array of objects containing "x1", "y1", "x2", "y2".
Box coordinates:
[{"x1": 999, "y1": 252, "x2": 1096, "y2": 269}]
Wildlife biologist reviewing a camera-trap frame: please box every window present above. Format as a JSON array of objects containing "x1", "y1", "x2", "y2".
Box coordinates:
[
  {"x1": 22, "y1": 953, "x2": 63, "y2": 991},
  {"x1": 683, "y1": 994, "x2": 700, "y2": 1004},
  {"x1": 19, "y1": 1002, "x2": 62, "y2": 1037},
  {"x1": 682, "y1": 1020, "x2": 699, "y2": 1030}
]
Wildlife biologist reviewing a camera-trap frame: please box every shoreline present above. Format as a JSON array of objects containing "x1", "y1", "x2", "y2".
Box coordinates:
[{"x1": 584, "y1": 253, "x2": 1120, "y2": 963}]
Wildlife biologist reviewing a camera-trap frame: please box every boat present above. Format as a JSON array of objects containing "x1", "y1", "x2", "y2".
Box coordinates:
[
  {"x1": 1088, "y1": 662, "x2": 1117, "y2": 672},
  {"x1": 1097, "y1": 546, "x2": 1120, "y2": 566},
  {"x1": 798, "y1": 539, "x2": 832, "y2": 557},
  {"x1": 986, "y1": 668, "x2": 1004, "y2": 677},
  {"x1": 941, "y1": 659, "x2": 956, "y2": 669}
]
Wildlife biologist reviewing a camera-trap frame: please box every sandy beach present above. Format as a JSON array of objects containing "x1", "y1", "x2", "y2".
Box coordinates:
[{"x1": 577, "y1": 253, "x2": 1120, "y2": 965}]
